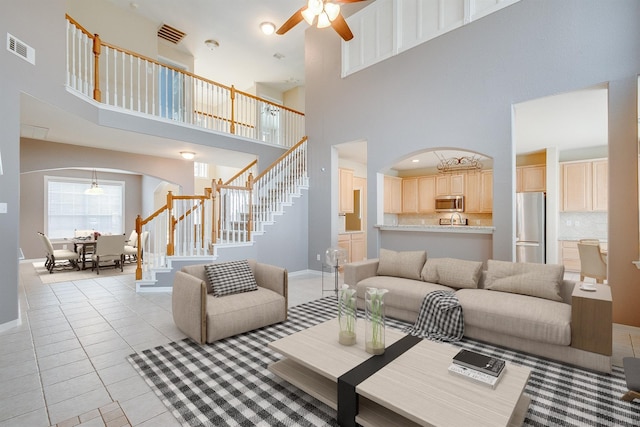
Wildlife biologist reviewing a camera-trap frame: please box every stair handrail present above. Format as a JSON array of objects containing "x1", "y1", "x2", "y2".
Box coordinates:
[
  {"x1": 212, "y1": 179, "x2": 253, "y2": 245},
  {"x1": 253, "y1": 137, "x2": 308, "y2": 182},
  {"x1": 224, "y1": 159, "x2": 258, "y2": 186}
]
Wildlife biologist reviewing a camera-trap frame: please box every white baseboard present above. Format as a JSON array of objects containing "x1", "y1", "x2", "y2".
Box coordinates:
[
  {"x1": 0, "y1": 316, "x2": 21, "y2": 333},
  {"x1": 136, "y1": 285, "x2": 173, "y2": 293}
]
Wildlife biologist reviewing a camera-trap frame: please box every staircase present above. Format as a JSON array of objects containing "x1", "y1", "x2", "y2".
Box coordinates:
[{"x1": 133, "y1": 137, "x2": 308, "y2": 291}]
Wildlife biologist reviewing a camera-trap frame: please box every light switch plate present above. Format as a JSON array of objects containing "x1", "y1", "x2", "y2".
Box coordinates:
[{"x1": 0, "y1": 203, "x2": 7, "y2": 214}]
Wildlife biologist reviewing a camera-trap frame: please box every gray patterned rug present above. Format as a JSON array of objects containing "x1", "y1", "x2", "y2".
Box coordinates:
[{"x1": 128, "y1": 297, "x2": 639, "y2": 426}]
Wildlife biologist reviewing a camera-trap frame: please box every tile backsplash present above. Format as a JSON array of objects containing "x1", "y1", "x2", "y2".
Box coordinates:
[{"x1": 558, "y1": 212, "x2": 608, "y2": 241}]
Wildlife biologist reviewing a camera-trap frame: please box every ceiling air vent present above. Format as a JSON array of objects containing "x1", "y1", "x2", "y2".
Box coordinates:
[
  {"x1": 7, "y1": 33, "x2": 35, "y2": 65},
  {"x1": 157, "y1": 24, "x2": 186, "y2": 44}
]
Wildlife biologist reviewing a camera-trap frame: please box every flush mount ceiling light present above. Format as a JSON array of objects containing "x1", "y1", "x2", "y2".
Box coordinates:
[
  {"x1": 85, "y1": 169, "x2": 105, "y2": 195},
  {"x1": 204, "y1": 39, "x2": 219, "y2": 50},
  {"x1": 260, "y1": 22, "x2": 276, "y2": 35},
  {"x1": 180, "y1": 151, "x2": 195, "y2": 160}
]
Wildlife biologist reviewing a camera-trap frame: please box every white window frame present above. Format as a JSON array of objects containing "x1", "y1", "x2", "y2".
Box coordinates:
[
  {"x1": 44, "y1": 175, "x2": 126, "y2": 239},
  {"x1": 194, "y1": 162, "x2": 209, "y2": 178}
]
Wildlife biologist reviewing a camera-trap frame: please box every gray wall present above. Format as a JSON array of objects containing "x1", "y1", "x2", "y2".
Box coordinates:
[{"x1": 304, "y1": 1, "x2": 640, "y2": 324}]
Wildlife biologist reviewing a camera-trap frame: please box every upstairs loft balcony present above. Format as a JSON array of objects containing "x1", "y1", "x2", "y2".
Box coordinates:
[{"x1": 65, "y1": 15, "x2": 305, "y2": 148}]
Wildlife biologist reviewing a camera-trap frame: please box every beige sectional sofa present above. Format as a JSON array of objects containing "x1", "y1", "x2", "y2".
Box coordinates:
[
  {"x1": 344, "y1": 249, "x2": 611, "y2": 373},
  {"x1": 172, "y1": 260, "x2": 288, "y2": 344}
]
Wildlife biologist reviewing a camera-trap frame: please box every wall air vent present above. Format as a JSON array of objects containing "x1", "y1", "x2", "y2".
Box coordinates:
[
  {"x1": 7, "y1": 33, "x2": 35, "y2": 65},
  {"x1": 157, "y1": 24, "x2": 186, "y2": 44}
]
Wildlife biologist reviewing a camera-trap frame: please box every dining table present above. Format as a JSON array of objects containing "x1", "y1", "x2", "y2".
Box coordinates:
[{"x1": 70, "y1": 237, "x2": 97, "y2": 270}]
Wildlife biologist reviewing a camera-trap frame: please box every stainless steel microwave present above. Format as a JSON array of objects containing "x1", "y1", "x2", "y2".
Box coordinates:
[{"x1": 435, "y1": 195, "x2": 465, "y2": 212}]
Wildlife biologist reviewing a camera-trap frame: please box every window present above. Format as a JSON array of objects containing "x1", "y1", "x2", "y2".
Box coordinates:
[
  {"x1": 46, "y1": 176, "x2": 125, "y2": 239},
  {"x1": 194, "y1": 162, "x2": 209, "y2": 178}
]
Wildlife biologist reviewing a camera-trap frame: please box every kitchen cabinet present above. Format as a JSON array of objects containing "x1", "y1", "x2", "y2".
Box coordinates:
[
  {"x1": 464, "y1": 171, "x2": 493, "y2": 213},
  {"x1": 480, "y1": 170, "x2": 493, "y2": 213},
  {"x1": 561, "y1": 160, "x2": 608, "y2": 212},
  {"x1": 339, "y1": 168, "x2": 354, "y2": 214},
  {"x1": 384, "y1": 175, "x2": 402, "y2": 213},
  {"x1": 418, "y1": 176, "x2": 436, "y2": 213},
  {"x1": 592, "y1": 160, "x2": 608, "y2": 212},
  {"x1": 350, "y1": 232, "x2": 366, "y2": 262},
  {"x1": 402, "y1": 178, "x2": 419, "y2": 213},
  {"x1": 435, "y1": 174, "x2": 464, "y2": 196},
  {"x1": 516, "y1": 165, "x2": 546, "y2": 192},
  {"x1": 338, "y1": 232, "x2": 366, "y2": 263}
]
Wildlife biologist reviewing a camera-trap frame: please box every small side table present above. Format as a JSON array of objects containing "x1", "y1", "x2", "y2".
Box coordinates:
[
  {"x1": 571, "y1": 283, "x2": 612, "y2": 355},
  {"x1": 321, "y1": 262, "x2": 338, "y2": 295}
]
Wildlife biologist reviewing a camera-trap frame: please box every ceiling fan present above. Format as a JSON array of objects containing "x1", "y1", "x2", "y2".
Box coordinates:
[{"x1": 276, "y1": 0, "x2": 367, "y2": 41}]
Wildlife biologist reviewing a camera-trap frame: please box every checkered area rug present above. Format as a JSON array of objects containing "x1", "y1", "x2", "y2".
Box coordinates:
[{"x1": 128, "y1": 297, "x2": 640, "y2": 426}]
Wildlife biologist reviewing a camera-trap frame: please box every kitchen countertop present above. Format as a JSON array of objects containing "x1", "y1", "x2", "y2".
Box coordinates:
[{"x1": 375, "y1": 224, "x2": 495, "y2": 235}]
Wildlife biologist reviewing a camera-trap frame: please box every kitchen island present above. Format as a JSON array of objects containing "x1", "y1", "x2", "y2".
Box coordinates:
[{"x1": 374, "y1": 224, "x2": 494, "y2": 262}]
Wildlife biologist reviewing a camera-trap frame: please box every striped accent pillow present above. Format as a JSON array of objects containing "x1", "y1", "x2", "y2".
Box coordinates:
[{"x1": 204, "y1": 260, "x2": 258, "y2": 297}]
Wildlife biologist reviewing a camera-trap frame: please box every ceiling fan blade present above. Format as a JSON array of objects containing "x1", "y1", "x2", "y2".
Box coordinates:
[
  {"x1": 276, "y1": 7, "x2": 305, "y2": 35},
  {"x1": 331, "y1": 13, "x2": 354, "y2": 41}
]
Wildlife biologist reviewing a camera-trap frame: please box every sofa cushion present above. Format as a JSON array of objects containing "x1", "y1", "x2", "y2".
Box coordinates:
[
  {"x1": 356, "y1": 276, "x2": 454, "y2": 315},
  {"x1": 484, "y1": 259, "x2": 564, "y2": 302},
  {"x1": 456, "y1": 288, "x2": 571, "y2": 345},
  {"x1": 420, "y1": 258, "x2": 483, "y2": 289},
  {"x1": 376, "y1": 248, "x2": 426, "y2": 280},
  {"x1": 204, "y1": 260, "x2": 259, "y2": 297}
]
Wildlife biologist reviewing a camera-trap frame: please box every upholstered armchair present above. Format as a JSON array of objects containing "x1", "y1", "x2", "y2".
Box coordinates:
[{"x1": 172, "y1": 260, "x2": 288, "y2": 344}]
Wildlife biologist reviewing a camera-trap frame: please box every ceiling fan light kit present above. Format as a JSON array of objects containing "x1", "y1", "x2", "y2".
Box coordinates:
[{"x1": 277, "y1": 0, "x2": 365, "y2": 41}]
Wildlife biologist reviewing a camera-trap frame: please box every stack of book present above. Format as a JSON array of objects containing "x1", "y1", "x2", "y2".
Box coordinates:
[{"x1": 448, "y1": 349, "x2": 506, "y2": 389}]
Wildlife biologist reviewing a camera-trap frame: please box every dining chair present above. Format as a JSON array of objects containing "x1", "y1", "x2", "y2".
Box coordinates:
[
  {"x1": 577, "y1": 241, "x2": 607, "y2": 284},
  {"x1": 124, "y1": 231, "x2": 148, "y2": 262},
  {"x1": 37, "y1": 232, "x2": 80, "y2": 273},
  {"x1": 91, "y1": 234, "x2": 126, "y2": 275}
]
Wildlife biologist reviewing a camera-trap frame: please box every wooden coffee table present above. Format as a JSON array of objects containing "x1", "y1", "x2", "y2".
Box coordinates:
[{"x1": 268, "y1": 318, "x2": 531, "y2": 427}]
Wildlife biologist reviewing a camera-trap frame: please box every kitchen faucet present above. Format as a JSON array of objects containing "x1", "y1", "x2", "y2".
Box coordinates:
[{"x1": 450, "y1": 212, "x2": 463, "y2": 226}]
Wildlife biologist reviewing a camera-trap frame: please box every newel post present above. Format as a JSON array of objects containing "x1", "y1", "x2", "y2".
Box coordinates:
[
  {"x1": 230, "y1": 85, "x2": 236, "y2": 134},
  {"x1": 135, "y1": 215, "x2": 142, "y2": 280},
  {"x1": 247, "y1": 173, "x2": 254, "y2": 241},
  {"x1": 166, "y1": 191, "x2": 175, "y2": 256},
  {"x1": 92, "y1": 34, "x2": 102, "y2": 102}
]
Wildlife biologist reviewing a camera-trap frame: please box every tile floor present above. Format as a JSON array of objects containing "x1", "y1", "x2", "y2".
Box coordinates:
[{"x1": 0, "y1": 262, "x2": 638, "y2": 426}]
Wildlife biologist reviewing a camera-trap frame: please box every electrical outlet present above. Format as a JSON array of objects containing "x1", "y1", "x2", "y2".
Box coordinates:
[
  {"x1": 316, "y1": 254, "x2": 321, "y2": 261},
  {"x1": 63, "y1": 244, "x2": 68, "y2": 250}
]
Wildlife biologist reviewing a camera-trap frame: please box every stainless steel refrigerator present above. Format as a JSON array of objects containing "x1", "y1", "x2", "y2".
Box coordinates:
[{"x1": 515, "y1": 192, "x2": 545, "y2": 263}]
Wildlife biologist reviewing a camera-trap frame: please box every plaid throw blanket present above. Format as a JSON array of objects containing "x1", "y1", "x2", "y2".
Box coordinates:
[{"x1": 404, "y1": 290, "x2": 464, "y2": 342}]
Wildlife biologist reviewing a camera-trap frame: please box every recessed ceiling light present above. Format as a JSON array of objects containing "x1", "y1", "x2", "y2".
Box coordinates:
[
  {"x1": 412, "y1": 159, "x2": 420, "y2": 163},
  {"x1": 204, "y1": 39, "x2": 219, "y2": 50},
  {"x1": 180, "y1": 151, "x2": 195, "y2": 160},
  {"x1": 260, "y1": 22, "x2": 276, "y2": 35}
]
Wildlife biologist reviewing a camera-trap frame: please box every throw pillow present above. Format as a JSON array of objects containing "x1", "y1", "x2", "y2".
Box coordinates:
[
  {"x1": 484, "y1": 259, "x2": 564, "y2": 301},
  {"x1": 376, "y1": 248, "x2": 426, "y2": 280},
  {"x1": 421, "y1": 258, "x2": 482, "y2": 289},
  {"x1": 204, "y1": 260, "x2": 259, "y2": 297}
]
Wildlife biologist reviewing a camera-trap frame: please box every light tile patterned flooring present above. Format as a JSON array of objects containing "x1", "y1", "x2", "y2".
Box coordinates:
[{"x1": 0, "y1": 262, "x2": 638, "y2": 426}]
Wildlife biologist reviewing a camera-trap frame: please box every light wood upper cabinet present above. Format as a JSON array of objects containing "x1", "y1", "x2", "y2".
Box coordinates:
[
  {"x1": 517, "y1": 165, "x2": 546, "y2": 192},
  {"x1": 402, "y1": 178, "x2": 419, "y2": 213},
  {"x1": 464, "y1": 172, "x2": 481, "y2": 213},
  {"x1": 435, "y1": 174, "x2": 464, "y2": 196},
  {"x1": 384, "y1": 175, "x2": 402, "y2": 213},
  {"x1": 464, "y1": 171, "x2": 493, "y2": 213},
  {"x1": 561, "y1": 160, "x2": 608, "y2": 212},
  {"x1": 592, "y1": 160, "x2": 608, "y2": 212},
  {"x1": 339, "y1": 168, "x2": 354, "y2": 214},
  {"x1": 418, "y1": 176, "x2": 436, "y2": 213},
  {"x1": 480, "y1": 170, "x2": 493, "y2": 213}
]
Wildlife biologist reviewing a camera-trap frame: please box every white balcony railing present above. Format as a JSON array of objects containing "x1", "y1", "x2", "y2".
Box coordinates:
[{"x1": 66, "y1": 15, "x2": 305, "y2": 148}]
